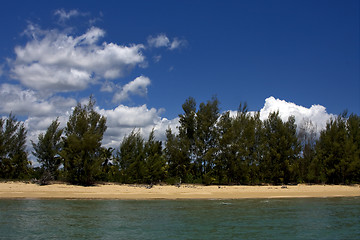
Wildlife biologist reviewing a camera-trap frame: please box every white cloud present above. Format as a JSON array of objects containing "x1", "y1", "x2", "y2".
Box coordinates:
[
  {"x1": 18, "y1": 99, "x2": 178, "y2": 152},
  {"x1": 25, "y1": 114, "x2": 68, "y2": 138},
  {"x1": 21, "y1": 95, "x2": 179, "y2": 151},
  {"x1": 3, "y1": 12, "x2": 191, "y2": 164},
  {"x1": 12, "y1": 64, "x2": 91, "y2": 92},
  {"x1": 148, "y1": 34, "x2": 170, "y2": 48},
  {"x1": 148, "y1": 34, "x2": 187, "y2": 50},
  {"x1": 11, "y1": 25, "x2": 145, "y2": 92},
  {"x1": 169, "y1": 37, "x2": 187, "y2": 50},
  {"x1": 100, "y1": 81, "x2": 116, "y2": 92},
  {"x1": 113, "y1": 75, "x2": 151, "y2": 103},
  {"x1": 0, "y1": 84, "x2": 76, "y2": 161},
  {"x1": 25, "y1": 115, "x2": 68, "y2": 133},
  {"x1": 0, "y1": 83, "x2": 76, "y2": 117},
  {"x1": 259, "y1": 96, "x2": 334, "y2": 133},
  {"x1": 54, "y1": 9, "x2": 80, "y2": 22},
  {"x1": 100, "y1": 104, "x2": 159, "y2": 128},
  {"x1": 98, "y1": 104, "x2": 179, "y2": 148},
  {"x1": 24, "y1": 100, "x2": 179, "y2": 163}
]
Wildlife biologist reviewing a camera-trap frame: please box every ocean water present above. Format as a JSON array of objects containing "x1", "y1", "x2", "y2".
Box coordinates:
[{"x1": 0, "y1": 197, "x2": 359, "y2": 239}]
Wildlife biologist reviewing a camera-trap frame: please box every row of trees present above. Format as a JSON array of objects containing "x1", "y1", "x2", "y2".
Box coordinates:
[
  {"x1": 164, "y1": 97, "x2": 360, "y2": 185},
  {"x1": 1, "y1": 96, "x2": 359, "y2": 185},
  {"x1": 163, "y1": 97, "x2": 301, "y2": 184}
]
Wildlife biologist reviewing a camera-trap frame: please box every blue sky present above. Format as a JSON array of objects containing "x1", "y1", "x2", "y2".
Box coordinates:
[{"x1": 0, "y1": 0, "x2": 359, "y2": 150}]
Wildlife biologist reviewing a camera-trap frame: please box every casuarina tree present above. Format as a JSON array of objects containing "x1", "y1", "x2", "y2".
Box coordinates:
[
  {"x1": 32, "y1": 118, "x2": 63, "y2": 183},
  {"x1": 61, "y1": 96, "x2": 107, "y2": 185}
]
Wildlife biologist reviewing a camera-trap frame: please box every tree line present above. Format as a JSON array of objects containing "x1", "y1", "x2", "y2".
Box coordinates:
[{"x1": 0, "y1": 96, "x2": 359, "y2": 185}]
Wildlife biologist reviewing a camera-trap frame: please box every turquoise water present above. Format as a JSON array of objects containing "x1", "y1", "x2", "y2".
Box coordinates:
[{"x1": 0, "y1": 198, "x2": 359, "y2": 239}]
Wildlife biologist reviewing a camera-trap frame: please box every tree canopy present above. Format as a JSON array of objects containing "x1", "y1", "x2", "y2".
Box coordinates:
[
  {"x1": 0, "y1": 114, "x2": 29, "y2": 179},
  {"x1": 1, "y1": 96, "x2": 359, "y2": 185},
  {"x1": 32, "y1": 118, "x2": 63, "y2": 183},
  {"x1": 60, "y1": 96, "x2": 107, "y2": 185}
]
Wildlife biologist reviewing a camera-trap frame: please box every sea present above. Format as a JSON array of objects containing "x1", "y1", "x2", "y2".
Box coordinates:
[{"x1": 0, "y1": 197, "x2": 359, "y2": 239}]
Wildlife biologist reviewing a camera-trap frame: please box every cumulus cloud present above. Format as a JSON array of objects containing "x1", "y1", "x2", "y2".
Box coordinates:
[
  {"x1": 2, "y1": 11, "x2": 190, "y2": 165},
  {"x1": 112, "y1": 76, "x2": 151, "y2": 103},
  {"x1": 0, "y1": 84, "x2": 77, "y2": 160},
  {"x1": 11, "y1": 24, "x2": 145, "y2": 92},
  {"x1": 23, "y1": 98, "x2": 179, "y2": 163},
  {"x1": 100, "y1": 104, "x2": 160, "y2": 129},
  {"x1": 259, "y1": 96, "x2": 334, "y2": 133},
  {"x1": 148, "y1": 34, "x2": 187, "y2": 50},
  {"x1": 0, "y1": 83, "x2": 76, "y2": 117},
  {"x1": 25, "y1": 114, "x2": 69, "y2": 142},
  {"x1": 98, "y1": 104, "x2": 178, "y2": 148},
  {"x1": 25, "y1": 100, "x2": 179, "y2": 151}
]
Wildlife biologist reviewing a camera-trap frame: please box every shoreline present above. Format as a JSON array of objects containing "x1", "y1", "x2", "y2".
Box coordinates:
[{"x1": 0, "y1": 182, "x2": 359, "y2": 200}]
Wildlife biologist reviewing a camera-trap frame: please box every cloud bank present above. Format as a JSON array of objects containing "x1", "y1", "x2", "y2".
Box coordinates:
[
  {"x1": 0, "y1": 9, "x2": 335, "y2": 165},
  {"x1": 99, "y1": 105, "x2": 179, "y2": 148},
  {"x1": 11, "y1": 25, "x2": 145, "y2": 93},
  {"x1": 259, "y1": 96, "x2": 334, "y2": 134},
  {"x1": 0, "y1": 84, "x2": 76, "y2": 117}
]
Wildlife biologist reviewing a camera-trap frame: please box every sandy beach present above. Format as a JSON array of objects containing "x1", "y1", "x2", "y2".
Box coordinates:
[{"x1": 0, "y1": 182, "x2": 359, "y2": 200}]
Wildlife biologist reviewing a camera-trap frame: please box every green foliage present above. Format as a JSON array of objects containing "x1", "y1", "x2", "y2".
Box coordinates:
[
  {"x1": 261, "y1": 112, "x2": 300, "y2": 184},
  {"x1": 116, "y1": 129, "x2": 166, "y2": 184},
  {"x1": 97, "y1": 147, "x2": 116, "y2": 182},
  {"x1": 296, "y1": 119, "x2": 317, "y2": 183},
  {"x1": 2, "y1": 96, "x2": 359, "y2": 186},
  {"x1": 166, "y1": 96, "x2": 221, "y2": 184},
  {"x1": 144, "y1": 130, "x2": 166, "y2": 184},
  {"x1": 60, "y1": 96, "x2": 107, "y2": 185},
  {"x1": 165, "y1": 97, "x2": 307, "y2": 185},
  {"x1": 117, "y1": 129, "x2": 145, "y2": 183},
  {"x1": 32, "y1": 118, "x2": 63, "y2": 182},
  {"x1": 194, "y1": 96, "x2": 219, "y2": 181},
  {"x1": 165, "y1": 127, "x2": 190, "y2": 181},
  {"x1": 216, "y1": 105, "x2": 262, "y2": 184},
  {"x1": 232, "y1": 104, "x2": 259, "y2": 184},
  {"x1": 215, "y1": 111, "x2": 233, "y2": 184},
  {"x1": 346, "y1": 114, "x2": 360, "y2": 182},
  {"x1": 314, "y1": 113, "x2": 360, "y2": 184},
  {"x1": 178, "y1": 96, "x2": 197, "y2": 152},
  {"x1": 0, "y1": 114, "x2": 29, "y2": 179},
  {"x1": 171, "y1": 97, "x2": 197, "y2": 181}
]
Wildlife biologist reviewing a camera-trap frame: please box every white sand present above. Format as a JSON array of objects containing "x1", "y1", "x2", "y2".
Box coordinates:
[{"x1": 0, "y1": 182, "x2": 359, "y2": 200}]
